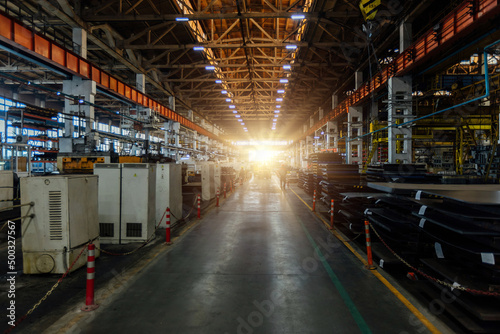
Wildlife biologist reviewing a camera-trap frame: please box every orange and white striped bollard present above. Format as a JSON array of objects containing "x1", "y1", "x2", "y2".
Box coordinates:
[
  {"x1": 329, "y1": 199, "x2": 335, "y2": 230},
  {"x1": 312, "y1": 190, "x2": 316, "y2": 212},
  {"x1": 165, "y1": 207, "x2": 172, "y2": 244},
  {"x1": 81, "y1": 243, "x2": 99, "y2": 311},
  {"x1": 197, "y1": 194, "x2": 201, "y2": 219},
  {"x1": 364, "y1": 220, "x2": 376, "y2": 270}
]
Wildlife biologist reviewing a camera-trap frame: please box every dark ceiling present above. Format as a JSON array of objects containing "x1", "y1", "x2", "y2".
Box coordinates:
[{"x1": 0, "y1": 0, "x2": 454, "y2": 141}]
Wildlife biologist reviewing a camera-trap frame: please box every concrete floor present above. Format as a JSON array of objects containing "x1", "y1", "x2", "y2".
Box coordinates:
[{"x1": 72, "y1": 175, "x2": 445, "y2": 334}]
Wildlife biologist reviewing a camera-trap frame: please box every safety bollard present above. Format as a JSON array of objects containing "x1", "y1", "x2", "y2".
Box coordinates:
[
  {"x1": 165, "y1": 207, "x2": 172, "y2": 244},
  {"x1": 197, "y1": 194, "x2": 201, "y2": 219},
  {"x1": 224, "y1": 182, "x2": 227, "y2": 199},
  {"x1": 216, "y1": 189, "x2": 220, "y2": 207},
  {"x1": 312, "y1": 190, "x2": 316, "y2": 212},
  {"x1": 329, "y1": 199, "x2": 335, "y2": 230},
  {"x1": 81, "y1": 243, "x2": 99, "y2": 311},
  {"x1": 364, "y1": 220, "x2": 376, "y2": 270}
]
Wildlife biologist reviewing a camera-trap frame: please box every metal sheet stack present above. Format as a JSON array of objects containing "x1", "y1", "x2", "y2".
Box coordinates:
[
  {"x1": 365, "y1": 183, "x2": 500, "y2": 290},
  {"x1": 366, "y1": 164, "x2": 434, "y2": 183},
  {"x1": 298, "y1": 171, "x2": 314, "y2": 194}
]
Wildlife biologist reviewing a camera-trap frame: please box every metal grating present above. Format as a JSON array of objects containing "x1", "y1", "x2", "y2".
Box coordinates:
[
  {"x1": 48, "y1": 190, "x2": 63, "y2": 240},
  {"x1": 99, "y1": 223, "x2": 114, "y2": 237},
  {"x1": 126, "y1": 223, "x2": 142, "y2": 237}
]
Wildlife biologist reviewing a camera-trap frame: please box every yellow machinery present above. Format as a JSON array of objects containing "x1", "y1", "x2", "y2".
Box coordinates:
[{"x1": 57, "y1": 156, "x2": 108, "y2": 174}]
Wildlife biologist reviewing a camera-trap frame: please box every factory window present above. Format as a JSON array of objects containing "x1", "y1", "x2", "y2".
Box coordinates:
[{"x1": 0, "y1": 97, "x2": 26, "y2": 143}]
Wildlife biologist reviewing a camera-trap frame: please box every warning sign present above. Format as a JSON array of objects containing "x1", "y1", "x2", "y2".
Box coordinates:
[{"x1": 359, "y1": 0, "x2": 381, "y2": 21}]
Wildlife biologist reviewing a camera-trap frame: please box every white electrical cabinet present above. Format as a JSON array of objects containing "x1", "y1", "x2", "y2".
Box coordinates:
[
  {"x1": 121, "y1": 163, "x2": 156, "y2": 243},
  {"x1": 20, "y1": 175, "x2": 100, "y2": 274},
  {"x1": 201, "y1": 162, "x2": 215, "y2": 201},
  {"x1": 214, "y1": 163, "x2": 221, "y2": 193},
  {"x1": 156, "y1": 163, "x2": 182, "y2": 225},
  {"x1": 94, "y1": 164, "x2": 121, "y2": 244},
  {"x1": 94, "y1": 163, "x2": 156, "y2": 244}
]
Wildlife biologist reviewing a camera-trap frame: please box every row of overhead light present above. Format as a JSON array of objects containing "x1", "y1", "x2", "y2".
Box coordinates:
[
  {"x1": 187, "y1": 13, "x2": 306, "y2": 134},
  {"x1": 175, "y1": 13, "x2": 305, "y2": 22}
]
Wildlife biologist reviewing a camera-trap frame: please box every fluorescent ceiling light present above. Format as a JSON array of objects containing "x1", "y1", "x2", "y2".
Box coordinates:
[
  {"x1": 286, "y1": 45, "x2": 297, "y2": 50},
  {"x1": 176, "y1": 17, "x2": 189, "y2": 22},
  {"x1": 235, "y1": 115, "x2": 240, "y2": 118},
  {"x1": 283, "y1": 65, "x2": 291, "y2": 70},
  {"x1": 216, "y1": 80, "x2": 222, "y2": 84},
  {"x1": 241, "y1": 123, "x2": 245, "y2": 125},
  {"x1": 229, "y1": 105, "x2": 235, "y2": 108},
  {"x1": 275, "y1": 115, "x2": 279, "y2": 118},
  {"x1": 276, "y1": 105, "x2": 281, "y2": 108},
  {"x1": 277, "y1": 89, "x2": 285, "y2": 94},
  {"x1": 232, "y1": 110, "x2": 238, "y2": 113},
  {"x1": 193, "y1": 46, "x2": 204, "y2": 51},
  {"x1": 279, "y1": 79, "x2": 288, "y2": 83},
  {"x1": 291, "y1": 14, "x2": 305, "y2": 20},
  {"x1": 274, "y1": 110, "x2": 280, "y2": 113},
  {"x1": 276, "y1": 98, "x2": 283, "y2": 102},
  {"x1": 238, "y1": 119, "x2": 242, "y2": 122},
  {"x1": 226, "y1": 98, "x2": 232, "y2": 102},
  {"x1": 221, "y1": 90, "x2": 228, "y2": 94},
  {"x1": 205, "y1": 66, "x2": 215, "y2": 70}
]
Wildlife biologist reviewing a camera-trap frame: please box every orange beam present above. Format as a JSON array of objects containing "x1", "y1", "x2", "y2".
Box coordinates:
[
  {"x1": 0, "y1": 11, "x2": 219, "y2": 141},
  {"x1": 303, "y1": 0, "x2": 500, "y2": 139}
]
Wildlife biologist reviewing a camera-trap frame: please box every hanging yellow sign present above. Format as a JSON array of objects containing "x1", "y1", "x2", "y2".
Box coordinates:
[{"x1": 359, "y1": 0, "x2": 381, "y2": 21}]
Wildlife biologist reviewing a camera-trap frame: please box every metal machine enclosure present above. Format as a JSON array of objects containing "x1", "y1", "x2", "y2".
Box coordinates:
[
  {"x1": 94, "y1": 163, "x2": 156, "y2": 244},
  {"x1": 156, "y1": 163, "x2": 182, "y2": 225},
  {"x1": 121, "y1": 163, "x2": 156, "y2": 243},
  {"x1": 94, "y1": 163, "x2": 121, "y2": 244},
  {"x1": 20, "y1": 175, "x2": 99, "y2": 274},
  {"x1": 214, "y1": 163, "x2": 221, "y2": 193},
  {"x1": 201, "y1": 162, "x2": 215, "y2": 201}
]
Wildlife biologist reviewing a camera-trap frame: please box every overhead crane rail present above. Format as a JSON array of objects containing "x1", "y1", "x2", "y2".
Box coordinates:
[
  {"x1": 303, "y1": 0, "x2": 500, "y2": 140},
  {"x1": 0, "y1": 11, "x2": 219, "y2": 141}
]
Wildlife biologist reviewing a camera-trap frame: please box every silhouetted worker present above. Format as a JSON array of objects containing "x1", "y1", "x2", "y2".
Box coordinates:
[{"x1": 278, "y1": 164, "x2": 287, "y2": 189}]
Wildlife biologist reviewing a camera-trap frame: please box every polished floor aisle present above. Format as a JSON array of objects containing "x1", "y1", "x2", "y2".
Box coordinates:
[{"x1": 75, "y1": 175, "x2": 444, "y2": 334}]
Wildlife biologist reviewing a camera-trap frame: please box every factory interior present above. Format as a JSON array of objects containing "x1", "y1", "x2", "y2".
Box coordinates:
[{"x1": 0, "y1": 0, "x2": 500, "y2": 333}]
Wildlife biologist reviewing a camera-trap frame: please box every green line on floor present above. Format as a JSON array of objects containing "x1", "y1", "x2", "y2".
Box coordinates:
[{"x1": 296, "y1": 215, "x2": 372, "y2": 334}]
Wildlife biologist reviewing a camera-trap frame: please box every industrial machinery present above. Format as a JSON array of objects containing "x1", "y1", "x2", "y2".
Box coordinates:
[
  {"x1": 20, "y1": 175, "x2": 100, "y2": 274},
  {"x1": 214, "y1": 163, "x2": 221, "y2": 193},
  {"x1": 94, "y1": 163, "x2": 156, "y2": 244},
  {"x1": 57, "y1": 156, "x2": 109, "y2": 174},
  {"x1": 200, "y1": 162, "x2": 215, "y2": 201},
  {"x1": 156, "y1": 163, "x2": 182, "y2": 225}
]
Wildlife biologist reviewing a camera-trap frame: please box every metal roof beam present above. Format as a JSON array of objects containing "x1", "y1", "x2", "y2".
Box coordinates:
[{"x1": 83, "y1": 12, "x2": 359, "y2": 22}]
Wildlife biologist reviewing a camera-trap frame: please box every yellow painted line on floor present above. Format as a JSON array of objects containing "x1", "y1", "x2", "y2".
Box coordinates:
[{"x1": 289, "y1": 187, "x2": 441, "y2": 334}]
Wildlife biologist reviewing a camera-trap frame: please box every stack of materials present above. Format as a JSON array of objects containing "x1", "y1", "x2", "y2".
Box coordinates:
[
  {"x1": 298, "y1": 171, "x2": 314, "y2": 194},
  {"x1": 412, "y1": 189, "x2": 500, "y2": 287},
  {"x1": 365, "y1": 182, "x2": 500, "y2": 288},
  {"x1": 366, "y1": 164, "x2": 435, "y2": 183},
  {"x1": 336, "y1": 192, "x2": 384, "y2": 234}
]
